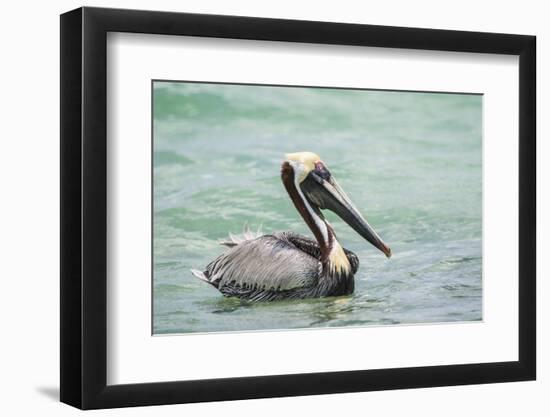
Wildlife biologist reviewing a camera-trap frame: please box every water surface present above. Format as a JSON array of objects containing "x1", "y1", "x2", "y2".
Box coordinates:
[{"x1": 153, "y1": 81, "x2": 482, "y2": 334}]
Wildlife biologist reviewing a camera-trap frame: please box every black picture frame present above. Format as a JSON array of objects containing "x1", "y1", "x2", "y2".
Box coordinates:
[{"x1": 60, "y1": 6, "x2": 536, "y2": 410}]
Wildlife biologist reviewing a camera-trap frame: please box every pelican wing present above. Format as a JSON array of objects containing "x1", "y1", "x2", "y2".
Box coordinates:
[{"x1": 204, "y1": 233, "x2": 321, "y2": 292}]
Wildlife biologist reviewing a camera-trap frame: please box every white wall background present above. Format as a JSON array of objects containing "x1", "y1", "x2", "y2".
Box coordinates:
[{"x1": 0, "y1": 0, "x2": 545, "y2": 415}]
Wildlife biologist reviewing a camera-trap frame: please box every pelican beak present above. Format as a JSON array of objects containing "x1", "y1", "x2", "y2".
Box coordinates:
[{"x1": 301, "y1": 172, "x2": 392, "y2": 258}]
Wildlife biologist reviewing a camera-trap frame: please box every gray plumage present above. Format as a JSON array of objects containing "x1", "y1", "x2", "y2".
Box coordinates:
[{"x1": 192, "y1": 230, "x2": 358, "y2": 302}]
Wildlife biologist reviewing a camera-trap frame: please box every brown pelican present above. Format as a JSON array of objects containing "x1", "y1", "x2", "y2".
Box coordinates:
[{"x1": 191, "y1": 152, "x2": 391, "y2": 301}]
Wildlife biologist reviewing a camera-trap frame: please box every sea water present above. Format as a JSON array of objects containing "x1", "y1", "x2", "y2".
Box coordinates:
[{"x1": 152, "y1": 82, "x2": 482, "y2": 334}]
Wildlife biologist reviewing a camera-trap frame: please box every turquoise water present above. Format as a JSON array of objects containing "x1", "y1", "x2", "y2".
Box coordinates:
[{"x1": 153, "y1": 81, "x2": 482, "y2": 335}]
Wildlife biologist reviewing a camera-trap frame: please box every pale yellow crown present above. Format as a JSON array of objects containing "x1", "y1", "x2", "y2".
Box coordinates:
[{"x1": 285, "y1": 152, "x2": 321, "y2": 182}]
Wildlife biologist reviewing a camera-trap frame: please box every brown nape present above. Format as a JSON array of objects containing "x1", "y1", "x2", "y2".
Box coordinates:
[{"x1": 281, "y1": 162, "x2": 333, "y2": 261}]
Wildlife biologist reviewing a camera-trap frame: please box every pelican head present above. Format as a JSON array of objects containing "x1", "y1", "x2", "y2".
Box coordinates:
[{"x1": 282, "y1": 151, "x2": 391, "y2": 259}]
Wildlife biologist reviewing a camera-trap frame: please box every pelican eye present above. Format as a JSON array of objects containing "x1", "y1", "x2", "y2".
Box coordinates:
[{"x1": 314, "y1": 161, "x2": 331, "y2": 180}]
